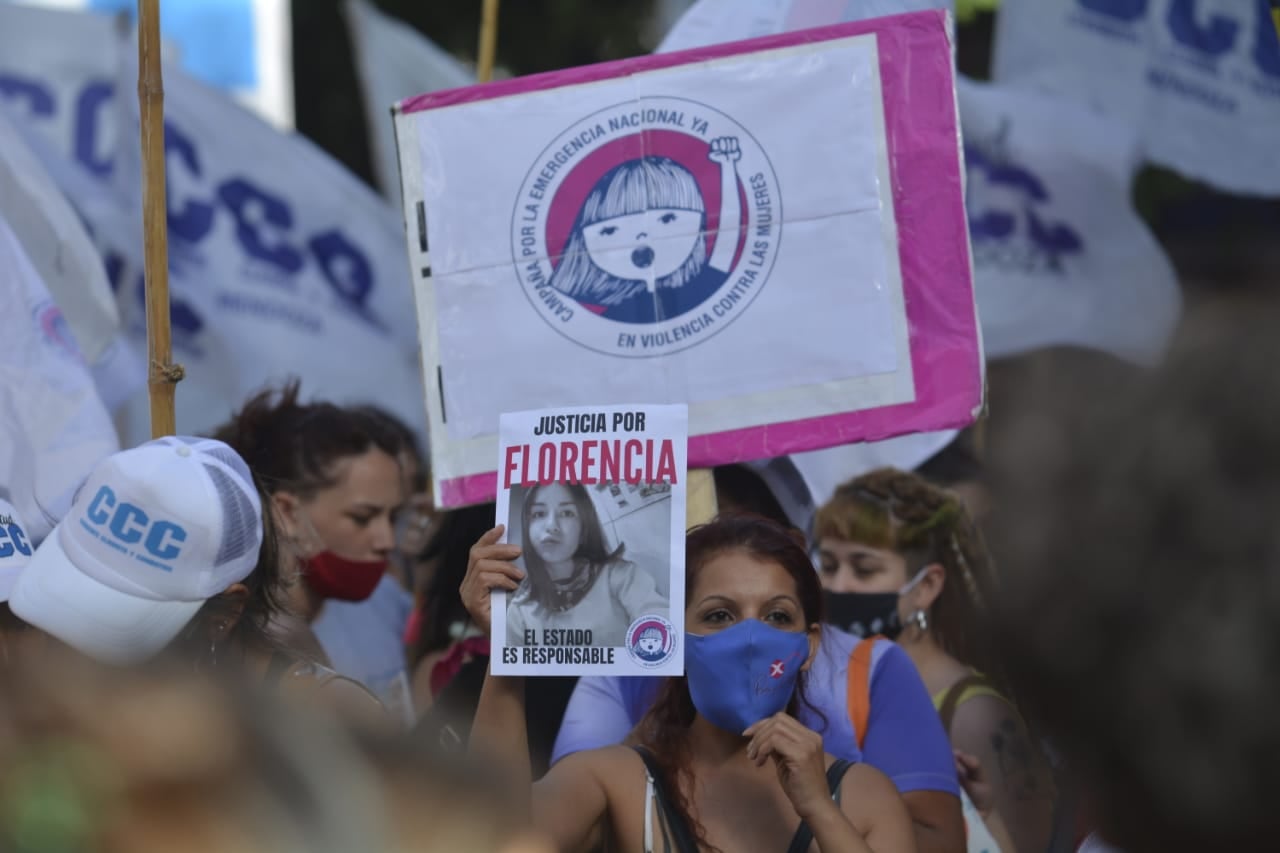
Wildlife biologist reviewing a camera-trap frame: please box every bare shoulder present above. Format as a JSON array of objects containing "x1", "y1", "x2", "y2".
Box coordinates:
[
  {"x1": 838, "y1": 760, "x2": 910, "y2": 832},
  {"x1": 947, "y1": 692, "x2": 1024, "y2": 752},
  {"x1": 556, "y1": 743, "x2": 645, "y2": 779}
]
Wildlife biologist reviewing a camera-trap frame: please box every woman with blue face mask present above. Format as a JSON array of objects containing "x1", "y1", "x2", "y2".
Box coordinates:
[{"x1": 461, "y1": 514, "x2": 915, "y2": 853}]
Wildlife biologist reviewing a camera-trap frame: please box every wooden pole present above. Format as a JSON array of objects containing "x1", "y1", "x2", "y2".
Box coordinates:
[
  {"x1": 685, "y1": 469, "x2": 718, "y2": 530},
  {"x1": 137, "y1": 0, "x2": 182, "y2": 438},
  {"x1": 477, "y1": 0, "x2": 501, "y2": 83}
]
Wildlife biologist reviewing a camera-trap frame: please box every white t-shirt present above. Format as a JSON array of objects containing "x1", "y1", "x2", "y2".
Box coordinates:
[{"x1": 506, "y1": 559, "x2": 668, "y2": 648}]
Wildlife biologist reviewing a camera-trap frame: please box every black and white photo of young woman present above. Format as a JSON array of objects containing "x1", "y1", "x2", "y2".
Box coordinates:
[{"x1": 505, "y1": 482, "x2": 668, "y2": 648}]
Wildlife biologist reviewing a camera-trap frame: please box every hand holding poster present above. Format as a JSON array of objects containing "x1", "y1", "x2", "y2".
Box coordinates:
[{"x1": 491, "y1": 404, "x2": 687, "y2": 676}]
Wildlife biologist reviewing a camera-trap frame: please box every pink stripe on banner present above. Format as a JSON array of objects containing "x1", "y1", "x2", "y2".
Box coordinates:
[{"x1": 425, "y1": 11, "x2": 980, "y2": 505}]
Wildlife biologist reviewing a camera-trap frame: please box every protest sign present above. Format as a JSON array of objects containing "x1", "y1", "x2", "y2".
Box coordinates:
[
  {"x1": 396, "y1": 11, "x2": 980, "y2": 507},
  {"x1": 491, "y1": 404, "x2": 687, "y2": 676},
  {"x1": 993, "y1": 0, "x2": 1280, "y2": 197}
]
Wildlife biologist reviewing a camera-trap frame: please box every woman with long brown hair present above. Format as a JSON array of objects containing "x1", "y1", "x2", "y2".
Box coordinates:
[{"x1": 462, "y1": 513, "x2": 915, "y2": 852}]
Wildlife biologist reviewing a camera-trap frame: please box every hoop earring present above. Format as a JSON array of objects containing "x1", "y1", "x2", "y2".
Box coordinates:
[{"x1": 910, "y1": 609, "x2": 929, "y2": 633}]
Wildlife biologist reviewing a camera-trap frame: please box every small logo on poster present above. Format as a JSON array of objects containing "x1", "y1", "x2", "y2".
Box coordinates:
[
  {"x1": 626, "y1": 615, "x2": 677, "y2": 667},
  {"x1": 512, "y1": 97, "x2": 781, "y2": 358}
]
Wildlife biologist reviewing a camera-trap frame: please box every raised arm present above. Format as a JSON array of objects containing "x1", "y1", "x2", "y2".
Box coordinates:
[
  {"x1": 461, "y1": 526, "x2": 531, "y2": 808},
  {"x1": 461, "y1": 526, "x2": 615, "y2": 849},
  {"x1": 706, "y1": 136, "x2": 742, "y2": 273}
]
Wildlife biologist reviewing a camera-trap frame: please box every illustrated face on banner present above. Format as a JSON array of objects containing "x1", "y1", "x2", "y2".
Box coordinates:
[
  {"x1": 514, "y1": 99, "x2": 779, "y2": 350},
  {"x1": 526, "y1": 482, "x2": 584, "y2": 564}
]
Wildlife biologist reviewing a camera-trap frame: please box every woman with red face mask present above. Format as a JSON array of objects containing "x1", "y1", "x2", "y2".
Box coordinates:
[{"x1": 214, "y1": 380, "x2": 408, "y2": 690}]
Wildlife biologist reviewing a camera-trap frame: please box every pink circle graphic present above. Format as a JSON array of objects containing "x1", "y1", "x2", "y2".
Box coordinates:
[{"x1": 545, "y1": 129, "x2": 749, "y2": 274}]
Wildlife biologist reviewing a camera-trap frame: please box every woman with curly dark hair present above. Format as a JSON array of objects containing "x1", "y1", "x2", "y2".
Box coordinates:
[{"x1": 461, "y1": 513, "x2": 914, "y2": 852}]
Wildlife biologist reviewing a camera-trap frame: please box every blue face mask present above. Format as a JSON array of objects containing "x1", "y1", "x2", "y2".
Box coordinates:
[{"x1": 685, "y1": 619, "x2": 812, "y2": 734}]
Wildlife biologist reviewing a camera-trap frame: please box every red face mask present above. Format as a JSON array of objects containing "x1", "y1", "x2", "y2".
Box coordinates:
[{"x1": 303, "y1": 552, "x2": 387, "y2": 602}]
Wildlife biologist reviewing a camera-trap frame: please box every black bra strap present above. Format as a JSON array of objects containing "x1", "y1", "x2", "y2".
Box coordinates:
[
  {"x1": 785, "y1": 759, "x2": 855, "y2": 853},
  {"x1": 633, "y1": 747, "x2": 700, "y2": 853}
]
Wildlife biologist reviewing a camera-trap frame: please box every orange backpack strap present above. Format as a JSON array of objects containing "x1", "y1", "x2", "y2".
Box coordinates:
[{"x1": 846, "y1": 636, "x2": 880, "y2": 751}]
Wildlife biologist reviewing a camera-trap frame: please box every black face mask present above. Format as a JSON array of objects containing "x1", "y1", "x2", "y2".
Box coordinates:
[
  {"x1": 823, "y1": 591, "x2": 906, "y2": 640},
  {"x1": 822, "y1": 568, "x2": 927, "y2": 640}
]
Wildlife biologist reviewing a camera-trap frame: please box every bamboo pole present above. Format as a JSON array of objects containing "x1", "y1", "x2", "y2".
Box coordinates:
[
  {"x1": 477, "y1": 0, "x2": 501, "y2": 83},
  {"x1": 685, "y1": 469, "x2": 718, "y2": 530},
  {"x1": 137, "y1": 0, "x2": 182, "y2": 438}
]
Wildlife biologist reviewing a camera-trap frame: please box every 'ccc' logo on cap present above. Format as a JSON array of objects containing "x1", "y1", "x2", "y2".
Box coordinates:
[{"x1": 84, "y1": 486, "x2": 188, "y2": 564}]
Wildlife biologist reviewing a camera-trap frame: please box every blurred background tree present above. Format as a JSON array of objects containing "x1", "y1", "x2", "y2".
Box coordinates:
[{"x1": 294, "y1": 0, "x2": 658, "y2": 187}]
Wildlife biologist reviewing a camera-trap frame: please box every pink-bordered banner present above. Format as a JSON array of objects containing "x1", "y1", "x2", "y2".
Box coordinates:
[{"x1": 395, "y1": 10, "x2": 981, "y2": 508}]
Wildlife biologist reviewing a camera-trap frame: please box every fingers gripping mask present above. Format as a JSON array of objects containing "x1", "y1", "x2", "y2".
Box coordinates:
[{"x1": 685, "y1": 619, "x2": 811, "y2": 734}]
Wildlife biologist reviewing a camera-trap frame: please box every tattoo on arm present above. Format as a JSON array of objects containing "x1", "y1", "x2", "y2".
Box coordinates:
[{"x1": 989, "y1": 718, "x2": 1046, "y2": 802}]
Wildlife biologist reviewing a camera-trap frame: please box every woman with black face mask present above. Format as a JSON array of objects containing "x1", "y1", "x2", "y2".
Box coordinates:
[
  {"x1": 814, "y1": 468, "x2": 1056, "y2": 853},
  {"x1": 461, "y1": 514, "x2": 915, "y2": 853}
]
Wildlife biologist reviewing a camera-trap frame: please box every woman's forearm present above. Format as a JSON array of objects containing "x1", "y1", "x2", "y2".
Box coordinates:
[
  {"x1": 470, "y1": 664, "x2": 533, "y2": 818},
  {"x1": 805, "y1": 800, "x2": 877, "y2": 853}
]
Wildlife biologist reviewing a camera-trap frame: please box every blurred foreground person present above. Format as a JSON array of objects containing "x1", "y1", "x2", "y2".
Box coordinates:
[
  {"x1": 0, "y1": 654, "x2": 552, "y2": 853},
  {"x1": 989, "y1": 302, "x2": 1280, "y2": 853}
]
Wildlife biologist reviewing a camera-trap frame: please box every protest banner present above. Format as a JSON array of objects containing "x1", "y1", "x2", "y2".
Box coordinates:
[
  {"x1": 958, "y1": 75, "x2": 1180, "y2": 365},
  {"x1": 491, "y1": 403, "x2": 687, "y2": 676},
  {"x1": 993, "y1": 0, "x2": 1280, "y2": 197},
  {"x1": 396, "y1": 11, "x2": 980, "y2": 508},
  {"x1": 0, "y1": 3, "x2": 427, "y2": 445}
]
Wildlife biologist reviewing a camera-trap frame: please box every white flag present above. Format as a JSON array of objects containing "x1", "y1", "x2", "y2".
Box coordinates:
[
  {"x1": 0, "y1": 213, "x2": 120, "y2": 544},
  {"x1": 993, "y1": 0, "x2": 1280, "y2": 197},
  {"x1": 658, "y1": 0, "x2": 952, "y2": 52},
  {"x1": 959, "y1": 76, "x2": 1180, "y2": 365},
  {"x1": 0, "y1": 112, "x2": 123, "y2": 367},
  {"x1": 0, "y1": 3, "x2": 427, "y2": 444},
  {"x1": 108, "y1": 59, "x2": 427, "y2": 443},
  {"x1": 344, "y1": 0, "x2": 473, "y2": 200}
]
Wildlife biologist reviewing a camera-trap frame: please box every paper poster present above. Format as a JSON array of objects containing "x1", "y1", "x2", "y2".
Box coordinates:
[
  {"x1": 396, "y1": 12, "x2": 980, "y2": 507},
  {"x1": 491, "y1": 404, "x2": 688, "y2": 677}
]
